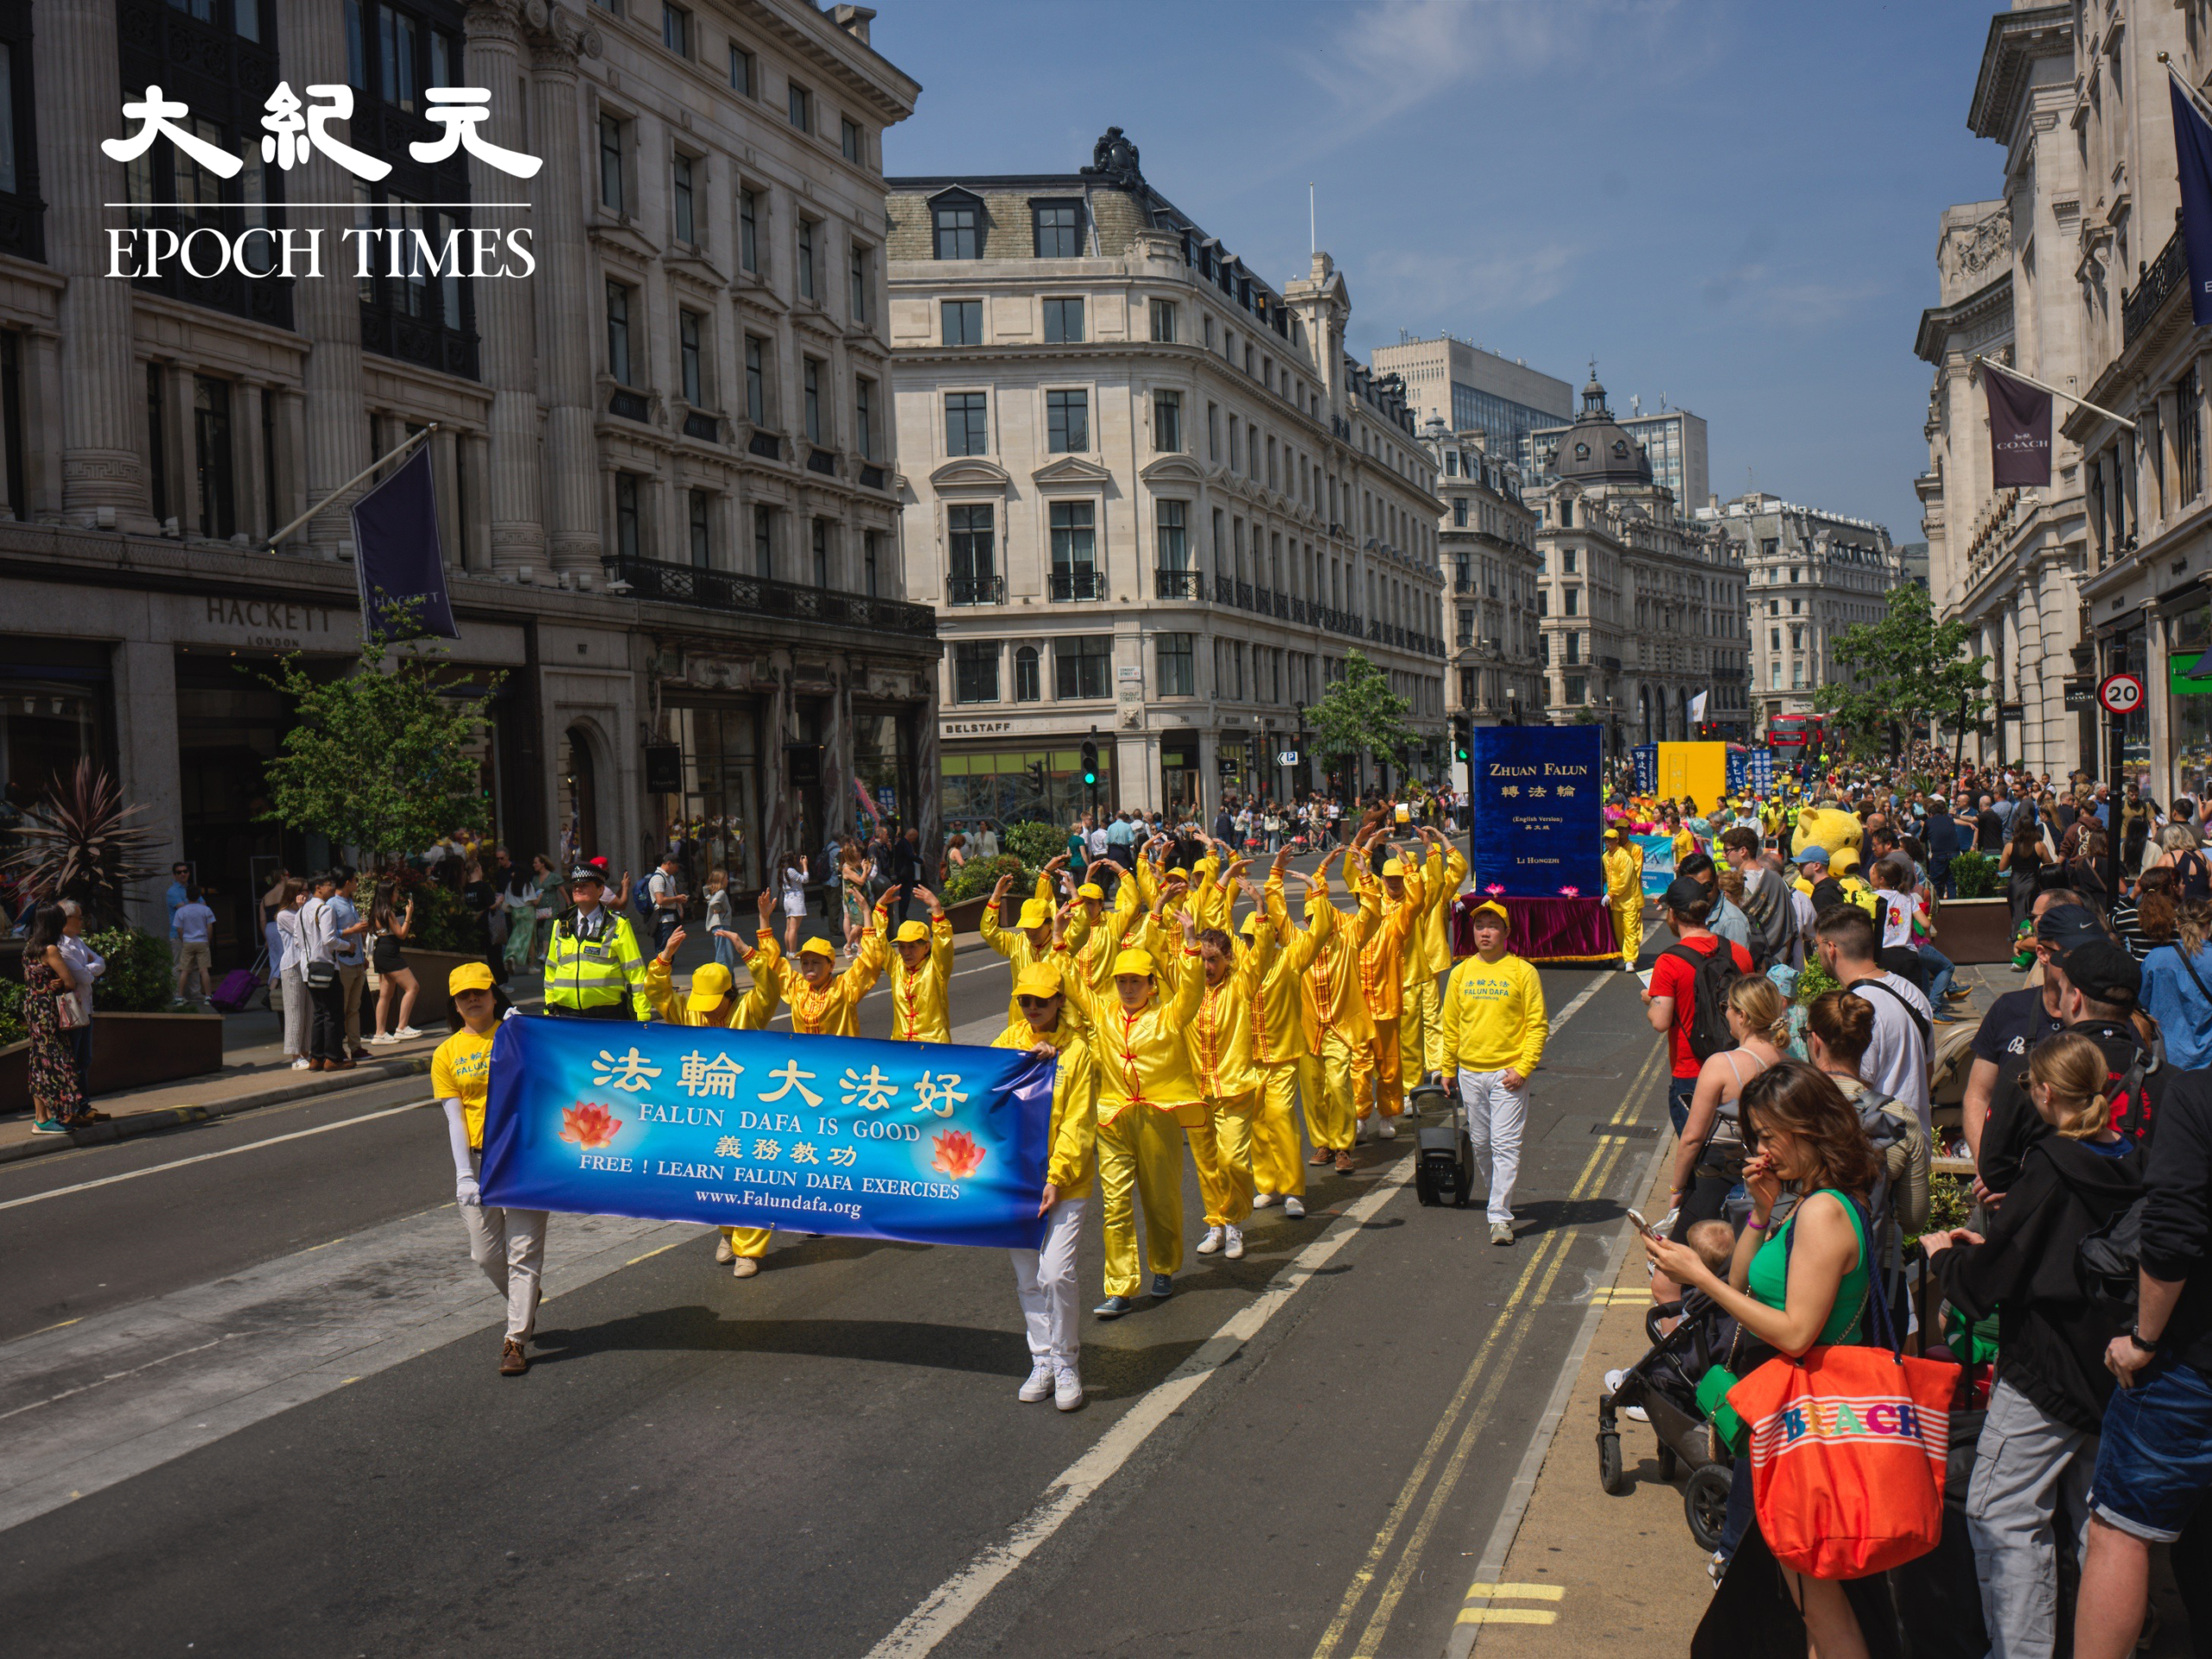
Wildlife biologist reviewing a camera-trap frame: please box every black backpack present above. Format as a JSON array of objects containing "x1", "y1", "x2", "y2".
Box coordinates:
[
  {"x1": 1661, "y1": 940, "x2": 1744, "y2": 1063},
  {"x1": 2180, "y1": 849, "x2": 2212, "y2": 902}
]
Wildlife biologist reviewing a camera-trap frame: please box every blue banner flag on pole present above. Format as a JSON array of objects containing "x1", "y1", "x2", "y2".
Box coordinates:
[
  {"x1": 2172, "y1": 73, "x2": 2212, "y2": 327},
  {"x1": 1468, "y1": 725, "x2": 1603, "y2": 895},
  {"x1": 478, "y1": 1017, "x2": 1058, "y2": 1249},
  {"x1": 351, "y1": 444, "x2": 457, "y2": 639}
]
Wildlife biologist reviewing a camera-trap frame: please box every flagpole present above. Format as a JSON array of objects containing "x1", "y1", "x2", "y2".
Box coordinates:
[
  {"x1": 2161, "y1": 54, "x2": 2212, "y2": 129},
  {"x1": 263, "y1": 422, "x2": 440, "y2": 555},
  {"x1": 1971, "y1": 356, "x2": 2135, "y2": 430}
]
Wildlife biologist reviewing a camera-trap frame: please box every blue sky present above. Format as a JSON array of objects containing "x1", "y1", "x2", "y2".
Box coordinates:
[{"x1": 873, "y1": 0, "x2": 2003, "y2": 545}]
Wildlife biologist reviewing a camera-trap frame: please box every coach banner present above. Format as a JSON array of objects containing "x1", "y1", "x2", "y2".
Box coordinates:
[
  {"x1": 479, "y1": 1017, "x2": 1056, "y2": 1250},
  {"x1": 1470, "y1": 725, "x2": 1604, "y2": 895}
]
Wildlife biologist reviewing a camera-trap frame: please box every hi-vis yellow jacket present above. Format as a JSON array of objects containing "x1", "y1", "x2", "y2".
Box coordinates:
[
  {"x1": 992, "y1": 1017, "x2": 1098, "y2": 1200},
  {"x1": 543, "y1": 907, "x2": 652, "y2": 1019}
]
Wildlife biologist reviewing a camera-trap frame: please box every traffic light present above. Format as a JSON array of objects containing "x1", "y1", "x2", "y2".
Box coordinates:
[
  {"x1": 1452, "y1": 716, "x2": 1471, "y2": 765},
  {"x1": 1080, "y1": 740, "x2": 1099, "y2": 787}
]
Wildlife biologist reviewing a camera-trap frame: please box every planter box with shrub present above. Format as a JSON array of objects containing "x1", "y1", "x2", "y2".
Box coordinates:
[
  {"x1": 1938, "y1": 853, "x2": 2017, "y2": 965},
  {"x1": 1, "y1": 1010, "x2": 224, "y2": 1113}
]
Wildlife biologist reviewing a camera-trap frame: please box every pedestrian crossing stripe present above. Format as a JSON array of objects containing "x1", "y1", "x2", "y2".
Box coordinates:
[{"x1": 1457, "y1": 1582, "x2": 1563, "y2": 1626}]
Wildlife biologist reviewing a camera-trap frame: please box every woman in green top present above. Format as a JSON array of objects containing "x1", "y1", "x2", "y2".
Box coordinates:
[{"x1": 1645, "y1": 1060, "x2": 1881, "y2": 1659}]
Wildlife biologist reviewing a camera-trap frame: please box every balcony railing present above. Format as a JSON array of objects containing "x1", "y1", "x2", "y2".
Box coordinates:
[
  {"x1": 1155, "y1": 567, "x2": 1202, "y2": 600},
  {"x1": 948, "y1": 573, "x2": 1005, "y2": 607},
  {"x1": 1273, "y1": 590, "x2": 1290, "y2": 620},
  {"x1": 1236, "y1": 580, "x2": 1255, "y2": 610},
  {"x1": 1215, "y1": 573, "x2": 1236, "y2": 605},
  {"x1": 2125, "y1": 226, "x2": 2188, "y2": 346},
  {"x1": 1049, "y1": 568, "x2": 1105, "y2": 601},
  {"x1": 601, "y1": 554, "x2": 938, "y2": 638},
  {"x1": 1291, "y1": 596, "x2": 1307, "y2": 624}
]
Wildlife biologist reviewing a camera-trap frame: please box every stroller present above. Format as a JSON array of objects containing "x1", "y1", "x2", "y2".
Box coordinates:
[{"x1": 1597, "y1": 1287, "x2": 1756, "y2": 1551}]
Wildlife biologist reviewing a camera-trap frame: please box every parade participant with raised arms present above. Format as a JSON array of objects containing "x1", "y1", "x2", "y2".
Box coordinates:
[
  {"x1": 645, "y1": 892, "x2": 785, "y2": 1278},
  {"x1": 995, "y1": 961, "x2": 1099, "y2": 1410},
  {"x1": 750, "y1": 904, "x2": 886, "y2": 1039},
  {"x1": 1604, "y1": 824, "x2": 1645, "y2": 971},
  {"x1": 981, "y1": 857, "x2": 1084, "y2": 1027},
  {"x1": 432, "y1": 963, "x2": 548, "y2": 1375},
  {"x1": 542, "y1": 865, "x2": 652, "y2": 1020},
  {"x1": 1249, "y1": 851, "x2": 1333, "y2": 1217},
  {"x1": 1178, "y1": 901, "x2": 1272, "y2": 1262},
  {"x1": 1290, "y1": 829, "x2": 1383, "y2": 1174},
  {"x1": 1054, "y1": 883, "x2": 1208, "y2": 1318},
  {"x1": 1408, "y1": 825, "x2": 1470, "y2": 1081},
  {"x1": 1349, "y1": 833, "x2": 1427, "y2": 1138},
  {"x1": 1065, "y1": 871, "x2": 1141, "y2": 996},
  {"x1": 871, "y1": 883, "x2": 956, "y2": 1043}
]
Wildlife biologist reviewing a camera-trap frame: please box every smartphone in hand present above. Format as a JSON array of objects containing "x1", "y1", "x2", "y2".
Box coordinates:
[{"x1": 1625, "y1": 1207, "x2": 1657, "y2": 1240}]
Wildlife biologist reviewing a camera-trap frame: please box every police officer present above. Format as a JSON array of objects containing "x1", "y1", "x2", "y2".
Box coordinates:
[{"x1": 542, "y1": 866, "x2": 651, "y2": 1020}]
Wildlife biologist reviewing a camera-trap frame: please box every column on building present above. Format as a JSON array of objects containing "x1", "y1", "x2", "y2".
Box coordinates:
[
  {"x1": 467, "y1": 0, "x2": 546, "y2": 575},
  {"x1": 278, "y1": 0, "x2": 372, "y2": 555},
  {"x1": 113, "y1": 640, "x2": 181, "y2": 932},
  {"x1": 528, "y1": 12, "x2": 603, "y2": 575},
  {"x1": 38, "y1": 2, "x2": 156, "y2": 531}
]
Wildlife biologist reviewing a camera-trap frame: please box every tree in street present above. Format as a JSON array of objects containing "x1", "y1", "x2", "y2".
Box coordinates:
[
  {"x1": 1813, "y1": 584, "x2": 1992, "y2": 760},
  {"x1": 257, "y1": 620, "x2": 503, "y2": 863},
  {"x1": 1303, "y1": 650, "x2": 1418, "y2": 796}
]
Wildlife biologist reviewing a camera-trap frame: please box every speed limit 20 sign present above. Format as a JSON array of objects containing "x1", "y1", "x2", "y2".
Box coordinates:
[{"x1": 2098, "y1": 672, "x2": 2145, "y2": 715}]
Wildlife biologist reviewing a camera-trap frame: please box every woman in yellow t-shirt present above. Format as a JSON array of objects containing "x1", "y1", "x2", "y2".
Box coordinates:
[{"x1": 432, "y1": 962, "x2": 547, "y2": 1377}]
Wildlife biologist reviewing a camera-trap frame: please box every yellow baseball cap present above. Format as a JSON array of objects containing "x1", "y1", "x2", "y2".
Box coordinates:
[
  {"x1": 1382, "y1": 860, "x2": 1405, "y2": 877},
  {"x1": 1112, "y1": 947, "x2": 1157, "y2": 978},
  {"x1": 1471, "y1": 899, "x2": 1510, "y2": 924},
  {"x1": 686, "y1": 962, "x2": 734, "y2": 1012},
  {"x1": 1077, "y1": 882, "x2": 1105, "y2": 900},
  {"x1": 1239, "y1": 911, "x2": 1262, "y2": 937},
  {"x1": 799, "y1": 938, "x2": 837, "y2": 961},
  {"x1": 1014, "y1": 963, "x2": 1064, "y2": 999},
  {"x1": 893, "y1": 919, "x2": 930, "y2": 944},
  {"x1": 448, "y1": 962, "x2": 496, "y2": 995},
  {"x1": 1017, "y1": 899, "x2": 1051, "y2": 930}
]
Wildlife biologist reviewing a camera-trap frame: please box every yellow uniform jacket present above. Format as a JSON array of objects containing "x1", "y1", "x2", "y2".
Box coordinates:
[
  {"x1": 1280, "y1": 867, "x2": 1379, "y2": 1050},
  {"x1": 1603, "y1": 842, "x2": 1644, "y2": 907},
  {"x1": 1251, "y1": 876, "x2": 1334, "y2": 1068},
  {"x1": 1351, "y1": 849, "x2": 1426, "y2": 1022},
  {"x1": 872, "y1": 898, "x2": 957, "y2": 1043},
  {"x1": 1413, "y1": 845, "x2": 1470, "y2": 981},
  {"x1": 1058, "y1": 943, "x2": 1208, "y2": 1126},
  {"x1": 991, "y1": 1018, "x2": 1098, "y2": 1201},
  {"x1": 641, "y1": 957, "x2": 779, "y2": 1029},
  {"x1": 1180, "y1": 928, "x2": 1271, "y2": 1102},
  {"x1": 981, "y1": 874, "x2": 1089, "y2": 1028},
  {"x1": 752, "y1": 931, "x2": 885, "y2": 1037},
  {"x1": 1067, "y1": 875, "x2": 1141, "y2": 995}
]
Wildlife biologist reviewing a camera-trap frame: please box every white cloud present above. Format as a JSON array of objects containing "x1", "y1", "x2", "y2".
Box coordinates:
[{"x1": 1362, "y1": 241, "x2": 1581, "y2": 319}]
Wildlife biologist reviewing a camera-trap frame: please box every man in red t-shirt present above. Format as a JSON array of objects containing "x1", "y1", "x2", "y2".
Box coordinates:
[{"x1": 1643, "y1": 875, "x2": 1754, "y2": 1136}]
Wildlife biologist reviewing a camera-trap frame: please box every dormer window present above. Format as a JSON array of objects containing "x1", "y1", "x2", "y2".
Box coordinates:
[
  {"x1": 1573, "y1": 442, "x2": 1590, "y2": 461},
  {"x1": 933, "y1": 192, "x2": 982, "y2": 259},
  {"x1": 1032, "y1": 199, "x2": 1083, "y2": 258}
]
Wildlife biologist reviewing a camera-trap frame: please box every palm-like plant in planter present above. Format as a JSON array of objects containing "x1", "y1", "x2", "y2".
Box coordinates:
[{"x1": 3, "y1": 760, "x2": 168, "y2": 930}]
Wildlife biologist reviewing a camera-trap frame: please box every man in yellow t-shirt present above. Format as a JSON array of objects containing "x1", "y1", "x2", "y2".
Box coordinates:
[
  {"x1": 1440, "y1": 900, "x2": 1548, "y2": 1246},
  {"x1": 431, "y1": 961, "x2": 547, "y2": 1375}
]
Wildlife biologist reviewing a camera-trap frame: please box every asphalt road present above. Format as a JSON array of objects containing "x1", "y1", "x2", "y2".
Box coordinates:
[{"x1": 0, "y1": 882, "x2": 1668, "y2": 1659}]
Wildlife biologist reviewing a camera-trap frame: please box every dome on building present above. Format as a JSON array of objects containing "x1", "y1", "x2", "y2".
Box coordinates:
[{"x1": 1554, "y1": 366, "x2": 1653, "y2": 487}]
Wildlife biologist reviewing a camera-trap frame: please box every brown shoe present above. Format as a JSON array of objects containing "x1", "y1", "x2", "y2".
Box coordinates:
[
  {"x1": 499, "y1": 1338, "x2": 528, "y2": 1376},
  {"x1": 732, "y1": 1255, "x2": 760, "y2": 1279},
  {"x1": 1333, "y1": 1149, "x2": 1355, "y2": 1174},
  {"x1": 1307, "y1": 1147, "x2": 1334, "y2": 1166}
]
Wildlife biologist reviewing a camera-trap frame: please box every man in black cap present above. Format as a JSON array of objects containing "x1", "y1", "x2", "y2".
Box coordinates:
[
  {"x1": 1963, "y1": 898, "x2": 2099, "y2": 1162},
  {"x1": 1977, "y1": 933, "x2": 2163, "y2": 1200}
]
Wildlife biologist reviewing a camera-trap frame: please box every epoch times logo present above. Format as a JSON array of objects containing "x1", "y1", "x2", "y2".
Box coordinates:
[{"x1": 102, "y1": 82, "x2": 540, "y2": 282}]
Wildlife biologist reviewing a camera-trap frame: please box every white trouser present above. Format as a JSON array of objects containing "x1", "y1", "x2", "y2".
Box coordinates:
[
  {"x1": 1009, "y1": 1196, "x2": 1087, "y2": 1364},
  {"x1": 463, "y1": 1151, "x2": 549, "y2": 1340},
  {"x1": 1458, "y1": 1070, "x2": 1528, "y2": 1225}
]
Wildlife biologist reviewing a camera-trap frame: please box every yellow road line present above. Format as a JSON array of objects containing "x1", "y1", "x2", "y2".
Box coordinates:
[
  {"x1": 1311, "y1": 1043, "x2": 1662, "y2": 1659},
  {"x1": 1465, "y1": 1584, "x2": 1564, "y2": 1601},
  {"x1": 1456, "y1": 1608, "x2": 1559, "y2": 1626}
]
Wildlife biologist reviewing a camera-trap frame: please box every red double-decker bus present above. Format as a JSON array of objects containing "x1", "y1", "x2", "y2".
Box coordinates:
[{"x1": 1768, "y1": 713, "x2": 1825, "y2": 755}]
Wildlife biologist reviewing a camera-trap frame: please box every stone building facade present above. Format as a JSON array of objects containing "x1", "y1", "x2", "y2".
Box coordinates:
[
  {"x1": 1370, "y1": 333, "x2": 1569, "y2": 485},
  {"x1": 1916, "y1": 4, "x2": 2088, "y2": 777},
  {"x1": 887, "y1": 132, "x2": 1447, "y2": 823},
  {"x1": 1414, "y1": 420, "x2": 1542, "y2": 729},
  {"x1": 1531, "y1": 373, "x2": 1750, "y2": 753},
  {"x1": 1692, "y1": 492, "x2": 1897, "y2": 731},
  {"x1": 0, "y1": 0, "x2": 938, "y2": 950}
]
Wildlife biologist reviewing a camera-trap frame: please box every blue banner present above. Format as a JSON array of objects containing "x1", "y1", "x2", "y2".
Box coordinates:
[
  {"x1": 1632, "y1": 743, "x2": 1656, "y2": 795},
  {"x1": 1470, "y1": 725, "x2": 1603, "y2": 895},
  {"x1": 479, "y1": 1017, "x2": 1056, "y2": 1249},
  {"x1": 1745, "y1": 747, "x2": 1774, "y2": 796},
  {"x1": 1633, "y1": 833, "x2": 1676, "y2": 897},
  {"x1": 352, "y1": 445, "x2": 458, "y2": 639}
]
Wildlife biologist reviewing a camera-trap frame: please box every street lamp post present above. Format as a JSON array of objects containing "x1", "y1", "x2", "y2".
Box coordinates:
[{"x1": 1507, "y1": 684, "x2": 1519, "y2": 727}]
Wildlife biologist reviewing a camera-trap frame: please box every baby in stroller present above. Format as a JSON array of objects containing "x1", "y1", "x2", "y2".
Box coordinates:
[{"x1": 1599, "y1": 1221, "x2": 1759, "y2": 1554}]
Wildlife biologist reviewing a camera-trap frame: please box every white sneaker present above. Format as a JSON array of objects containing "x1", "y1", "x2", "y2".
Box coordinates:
[
  {"x1": 1196, "y1": 1225, "x2": 1225, "y2": 1255},
  {"x1": 364, "y1": 1032, "x2": 392, "y2": 1046},
  {"x1": 1019, "y1": 1359, "x2": 1056, "y2": 1402},
  {"x1": 1376, "y1": 1119, "x2": 1398, "y2": 1141},
  {"x1": 1053, "y1": 1367, "x2": 1084, "y2": 1411},
  {"x1": 1605, "y1": 1368, "x2": 1628, "y2": 1394},
  {"x1": 1251, "y1": 1192, "x2": 1278, "y2": 1209},
  {"x1": 1283, "y1": 1196, "x2": 1306, "y2": 1218},
  {"x1": 289, "y1": 1058, "x2": 312, "y2": 1071},
  {"x1": 1355, "y1": 1117, "x2": 1374, "y2": 1143},
  {"x1": 1624, "y1": 1402, "x2": 1649, "y2": 1423},
  {"x1": 1224, "y1": 1224, "x2": 1244, "y2": 1260},
  {"x1": 395, "y1": 1025, "x2": 423, "y2": 1039}
]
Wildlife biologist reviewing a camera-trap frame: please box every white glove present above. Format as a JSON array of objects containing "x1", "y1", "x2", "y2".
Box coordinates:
[{"x1": 456, "y1": 1175, "x2": 482, "y2": 1207}]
